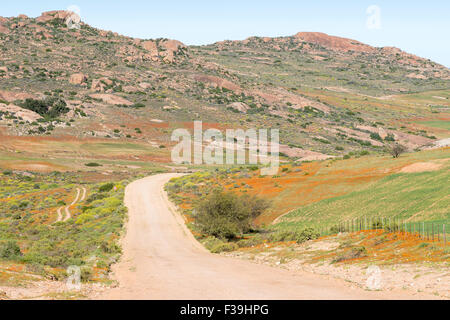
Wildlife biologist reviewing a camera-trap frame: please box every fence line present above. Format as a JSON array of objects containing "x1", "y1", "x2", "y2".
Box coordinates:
[{"x1": 320, "y1": 217, "x2": 448, "y2": 245}]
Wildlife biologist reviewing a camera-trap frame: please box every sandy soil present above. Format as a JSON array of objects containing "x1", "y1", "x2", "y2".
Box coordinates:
[
  {"x1": 97, "y1": 173, "x2": 437, "y2": 300},
  {"x1": 0, "y1": 280, "x2": 103, "y2": 300},
  {"x1": 225, "y1": 241, "x2": 449, "y2": 299},
  {"x1": 400, "y1": 162, "x2": 443, "y2": 173}
]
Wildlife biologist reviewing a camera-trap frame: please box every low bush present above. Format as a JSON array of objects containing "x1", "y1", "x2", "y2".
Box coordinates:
[
  {"x1": 20, "y1": 97, "x2": 69, "y2": 119},
  {"x1": 236, "y1": 235, "x2": 265, "y2": 248},
  {"x1": 201, "y1": 236, "x2": 224, "y2": 251},
  {"x1": 195, "y1": 189, "x2": 270, "y2": 239},
  {"x1": 332, "y1": 246, "x2": 367, "y2": 263},
  {"x1": 0, "y1": 241, "x2": 22, "y2": 260},
  {"x1": 99, "y1": 183, "x2": 114, "y2": 193},
  {"x1": 268, "y1": 228, "x2": 320, "y2": 244},
  {"x1": 210, "y1": 242, "x2": 239, "y2": 253},
  {"x1": 85, "y1": 162, "x2": 102, "y2": 167}
]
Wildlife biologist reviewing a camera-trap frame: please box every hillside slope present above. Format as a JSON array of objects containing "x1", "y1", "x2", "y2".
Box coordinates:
[{"x1": 0, "y1": 10, "x2": 449, "y2": 161}]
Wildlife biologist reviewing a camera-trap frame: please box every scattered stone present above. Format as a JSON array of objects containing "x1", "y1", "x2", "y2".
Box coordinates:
[
  {"x1": 69, "y1": 73, "x2": 87, "y2": 85},
  {"x1": 227, "y1": 102, "x2": 249, "y2": 113},
  {"x1": 89, "y1": 93, "x2": 133, "y2": 106}
]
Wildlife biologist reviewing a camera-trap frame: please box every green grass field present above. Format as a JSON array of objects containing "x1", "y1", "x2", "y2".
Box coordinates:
[
  {"x1": 275, "y1": 166, "x2": 450, "y2": 231},
  {"x1": 417, "y1": 120, "x2": 450, "y2": 131}
]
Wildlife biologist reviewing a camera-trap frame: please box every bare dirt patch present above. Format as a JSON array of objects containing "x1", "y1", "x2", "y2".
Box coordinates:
[
  {"x1": 0, "y1": 280, "x2": 106, "y2": 300},
  {"x1": 400, "y1": 162, "x2": 443, "y2": 173},
  {"x1": 225, "y1": 235, "x2": 449, "y2": 299}
]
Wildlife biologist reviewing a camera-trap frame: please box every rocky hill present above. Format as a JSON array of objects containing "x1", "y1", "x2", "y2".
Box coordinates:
[{"x1": 0, "y1": 10, "x2": 449, "y2": 161}]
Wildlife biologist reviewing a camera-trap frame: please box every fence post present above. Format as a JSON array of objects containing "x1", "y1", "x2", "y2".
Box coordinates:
[
  {"x1": 404, "y1": 220, "x2": 406, "y2": 238},
  {"x1": 422, "y1": 222, "x2": 425, "y2": 240}
]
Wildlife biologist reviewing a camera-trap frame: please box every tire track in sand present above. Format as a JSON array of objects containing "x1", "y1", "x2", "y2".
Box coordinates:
[{"x1": 55, "y1": 187, "x2": 87, "y2": 223}]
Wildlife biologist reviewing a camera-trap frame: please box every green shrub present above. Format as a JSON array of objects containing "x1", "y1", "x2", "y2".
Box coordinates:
[
  {"x1": 333, "y1": 246, "x2": 367, "y2": 263},
  {"x1": 100, "y1": 240, "x2": 121, "y2": 254},
  {"x1": 85, "y1": 162, "x2": 102, "y2": 167},
  {"x1": 210, "y1": 242, "x2": 239, "y2": 253},
  {"x1": 268, "y1": 227, "x2": 319, "y2": 244},
  {"x1": 20, "y1": 97, "x2": 69, "y2": 119},
  {"x1": 99, "y1": 183, "x2": 114, "y2": 193},
  {"x1": 237, "y1": 235, "x2": 264, "y2": 248},
  {"x1": 202, "y1": 236, "x2": 225, "y2": 251},
  {"x1": 80, "y1": 266, "x2": 93, "y2": 283},
  {"x1": 0, "y1": 241, "x2": 22, "y2": 259},
  {"x1": 370, "y1": 132, "x2": 382, "y2": 141},
  {"x1": 195, "y1": 189, "x2": 270, "y2": 239},
  {"x1": 384, "y1": 223, "x2": 401, "y2": 232}
]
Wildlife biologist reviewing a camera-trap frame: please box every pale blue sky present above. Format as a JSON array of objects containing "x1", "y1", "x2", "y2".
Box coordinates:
[{"x1": 1, "y1": 1, "x2": 449, "y2": 66}]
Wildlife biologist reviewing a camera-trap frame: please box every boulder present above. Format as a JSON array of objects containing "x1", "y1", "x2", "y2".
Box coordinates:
[
  {"x1": 91, "y1": 78, "x2": 113, "y2": 92},
  {"x1": 161, "y1": 39, "x2": 186, "y2": 52},
  {"x1": 0, "y1": 25, "x2": 9, "y2": 34},
  {"x1": 0, "y1": 103, "x2": 42, "y2": 122},
  {"x1": 139, "y1": 82, "x2": 152, "y2": 89},
  {"x1": 69, "y1": 73, "x2": 87, "y2": 85},
  {"x1": 0, "y1": 90, "x2": 36, "y2": 102},
  {"x1": 228, "y1": 102, "x2": 249, "y2": 113},
  {"x1": 123, "y1": 86, "x2": 140, "y2": 93},
  {"x1": 91, "y1": 79, "x2": 106, "y2": 92},
  {"x1": 141, "y1": 40, "x2": 159, "y2": 59},
  {"x1": 89, "y1": 94, "x2": 133, "y2": 106},
  {"x1": 193, "y1": 75, "x2": 241, "y2": 92}
]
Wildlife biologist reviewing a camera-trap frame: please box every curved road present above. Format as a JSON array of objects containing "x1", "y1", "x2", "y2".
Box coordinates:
[{"x1": 101, "y1": 173, "x2": 431, "y2": 300}]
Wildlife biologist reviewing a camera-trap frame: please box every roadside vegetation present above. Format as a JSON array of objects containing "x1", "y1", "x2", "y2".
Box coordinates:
[
  {"x1": 166, "y1": 148, "x2": 449, "y2": 258},
  {"x1": 0, "y1": 170, "x2": 128, "y2": 285}
]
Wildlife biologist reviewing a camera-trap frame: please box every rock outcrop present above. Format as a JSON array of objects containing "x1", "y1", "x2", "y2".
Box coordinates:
[
  {"x1": 0, "y1": 103, "x2": 42, "y2": 122},
  {"x1": 193, "y1": 75, "x2": 241, "y2": 92},
  {"x1": 227, "y1": 102, "x2": 249, "y2": 113},
  {"x1": 36, "y1": 10, "x2": 73, "y2": 23},
  {"x1": 140, "y1": 39, "x2": 187, "y2": 63},
  {"x1": 89, "y1": 94, "x2": 133, "y2": 106},
  {"x1": 0, "y1": 23, "x2": 9, "y2": 34},
  {"x1": 294, "y1": 32, "x2": 375, "y2": 53},
  {"x1": 0, "y1": 90, "x2": 36, "y2": 102},
  {"x1": 69, "y1": 73, "x2": 87, "y2": 85}
]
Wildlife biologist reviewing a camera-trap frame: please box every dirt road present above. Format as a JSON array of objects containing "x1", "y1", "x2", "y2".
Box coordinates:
[{"x1": 100, "y1": 174, "x2": 433, "y2": 300}]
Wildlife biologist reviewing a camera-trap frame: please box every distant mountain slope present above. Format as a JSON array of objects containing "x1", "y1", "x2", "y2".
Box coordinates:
[{"x1": 198, "y1": 32, "x2": 449, "y2": 95}]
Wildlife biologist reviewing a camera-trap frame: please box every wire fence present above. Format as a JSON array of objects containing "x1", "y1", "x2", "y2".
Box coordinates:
[{"x1": 318, "y1": 217, "x2": 448, "y2": 245}]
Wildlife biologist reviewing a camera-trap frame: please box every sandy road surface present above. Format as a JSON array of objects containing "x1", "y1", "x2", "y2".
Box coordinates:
[{"x1": 100, "y1": 174, "x2": 434, "y2": 300}]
